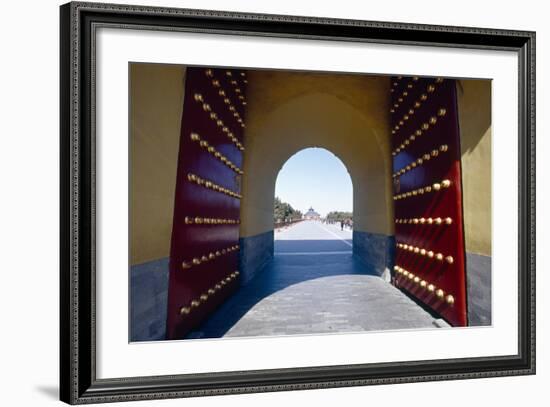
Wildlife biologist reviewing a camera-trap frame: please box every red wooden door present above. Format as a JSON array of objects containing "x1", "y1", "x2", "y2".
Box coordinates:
[
  {"x1": 166, "y1": 67, "x2": 247, "y2": 339},
  {"x1": 390, "y1": 76, "x2": 468, "y2": 326}
]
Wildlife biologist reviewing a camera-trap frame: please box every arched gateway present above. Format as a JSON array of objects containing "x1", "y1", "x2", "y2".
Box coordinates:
[{"x1": 129, "y1": 65, "x2": 492, "y2": 341}]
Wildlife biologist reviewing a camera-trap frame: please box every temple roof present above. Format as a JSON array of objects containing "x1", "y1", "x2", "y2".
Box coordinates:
[{"x1": 305, "y1": 207, "x2": 320, "y2": 216}]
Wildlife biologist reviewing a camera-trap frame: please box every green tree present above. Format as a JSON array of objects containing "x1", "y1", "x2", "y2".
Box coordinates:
[
  {"x1": 326, "y1": 211, "x2": 353, "y2": 223},
  {"x1": 274, "y1": 197, "x2": 303, "y2": 223}
]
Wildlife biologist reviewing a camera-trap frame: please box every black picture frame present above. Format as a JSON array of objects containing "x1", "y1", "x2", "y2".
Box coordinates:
[{"x1": 60, "y1": 1, "x2": 536, "y2": 404}]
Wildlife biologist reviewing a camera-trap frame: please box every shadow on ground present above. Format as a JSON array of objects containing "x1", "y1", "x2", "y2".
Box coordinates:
[{"x1": 186, "y1": 239, "x2": 377, "y2": 339}]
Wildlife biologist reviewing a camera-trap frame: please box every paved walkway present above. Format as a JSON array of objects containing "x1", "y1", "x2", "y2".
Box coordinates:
[{"x1": 186, "y1": 221, "x2": 442, "y2": 339}]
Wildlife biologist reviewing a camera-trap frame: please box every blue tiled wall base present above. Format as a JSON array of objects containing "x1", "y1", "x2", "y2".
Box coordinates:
[
  {"x1": 466, "y1": 252, "x2": 492, "y2": 326},
  {"x1": 239, "y1": 230, "x2": 274, "y2": 286},
  {"x1": 352, "y1": 230, "x2": 395, "y2": 277},
  {"x1": 130, "y1": 257, "x2": 169, "y2": 341}
]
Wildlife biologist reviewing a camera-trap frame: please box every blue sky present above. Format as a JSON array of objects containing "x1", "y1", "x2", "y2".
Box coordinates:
[{"x1": 275, "y1": 148, "x2": 353, "y2": 217}]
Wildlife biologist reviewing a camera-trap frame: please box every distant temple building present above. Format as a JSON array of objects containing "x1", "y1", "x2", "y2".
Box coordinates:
[{"x1": 303, "y1": 207, "x2": 321, "y2": 220}]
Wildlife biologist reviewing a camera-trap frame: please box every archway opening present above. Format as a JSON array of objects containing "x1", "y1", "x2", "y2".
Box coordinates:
[{"x1": 274, "y1": 147, "x2": 354, "y2": 254}]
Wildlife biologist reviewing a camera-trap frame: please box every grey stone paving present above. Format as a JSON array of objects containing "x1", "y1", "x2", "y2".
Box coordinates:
[
  {"x1": 186, "y1": 221, "x2": 442, "y2": 339},
  {"x1": 223, "y1": 274, "x2": 440, "y2": 337}
]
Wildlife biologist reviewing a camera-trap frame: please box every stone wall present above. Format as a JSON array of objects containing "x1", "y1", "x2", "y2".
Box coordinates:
[
  {"x1": 239, "y1": 230, "x2": 274, "y2": 285},
  {"x1": 130, "y1": 63, "x2": 186, "y2": 266},
  {"x1": 239, "y1": 70, "x2": 393, "y2": 240},
  {"x1": 129, "y1": 258, "x2": 170, "y2": 341},
  {"x1": 353, "y1": 231, "x2": 395, "y2": 278},
  {"x1": 457, "y1": 80, "x2": 492, "y2": 326},
  {"x1": 465, "y1": 253, "x2": 492, "y2": 326}
]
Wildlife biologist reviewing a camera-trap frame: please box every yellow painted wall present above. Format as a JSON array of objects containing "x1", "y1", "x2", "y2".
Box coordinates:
[
  {"x1": 130, "y1": 64, "x2": 186, "y2": 265},
  {"x1": 239, "y1": 70, "x2": 393, "y2": 238},
  {"x1": 129, "y1": 65, "x2": 490, "y2": 263},
  {"x1": 457, "y1": 80, "x2": 492, "y2": 256}
]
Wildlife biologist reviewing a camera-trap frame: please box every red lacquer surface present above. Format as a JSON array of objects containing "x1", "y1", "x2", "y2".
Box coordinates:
[
  {"x1": 166, "y1": 67, "x2": 247, "y2": 339},
  {"x1": 390, "y1": 76, "x2": 468, "y2": 326}
]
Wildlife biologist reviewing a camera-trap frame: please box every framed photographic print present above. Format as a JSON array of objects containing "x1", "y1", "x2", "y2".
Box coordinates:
[{"x1": 60, "y1": 1, "x2": 535, "y2": 404}]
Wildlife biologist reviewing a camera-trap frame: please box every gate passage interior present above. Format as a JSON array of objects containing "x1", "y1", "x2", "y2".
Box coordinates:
[{"x1": 166, "y1": 67, "x2": 468, "y2": 339}]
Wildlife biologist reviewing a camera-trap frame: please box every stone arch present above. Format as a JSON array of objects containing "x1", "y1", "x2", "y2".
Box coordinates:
[
  {"x1": 238, "y1": 72, "x2": 394, "y2": 283},
  {"x1": 240, "y1": 90, "x2": 392, "y2": 236},
  {"x1": 274, "y1": 146, "x2": 354, "y2": 222}
]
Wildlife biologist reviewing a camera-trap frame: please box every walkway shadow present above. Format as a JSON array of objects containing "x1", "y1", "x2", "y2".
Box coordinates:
[{"x1": 186, "y1": 239, "x2": 377, "y2": 339}]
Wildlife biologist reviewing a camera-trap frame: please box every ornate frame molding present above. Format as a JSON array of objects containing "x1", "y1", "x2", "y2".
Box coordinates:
[{"x1": 60, "y1": 2, "x2": 535, "y2": 404}]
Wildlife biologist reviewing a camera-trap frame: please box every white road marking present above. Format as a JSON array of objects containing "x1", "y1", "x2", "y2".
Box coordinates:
[{"x1": 317, "y1": 223, "x2": 353, "y2": 247}]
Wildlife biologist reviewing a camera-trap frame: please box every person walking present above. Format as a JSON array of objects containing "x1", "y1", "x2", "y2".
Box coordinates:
[{"x1": 340, "y1": 220, "x2": 344, "y2": 231}]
